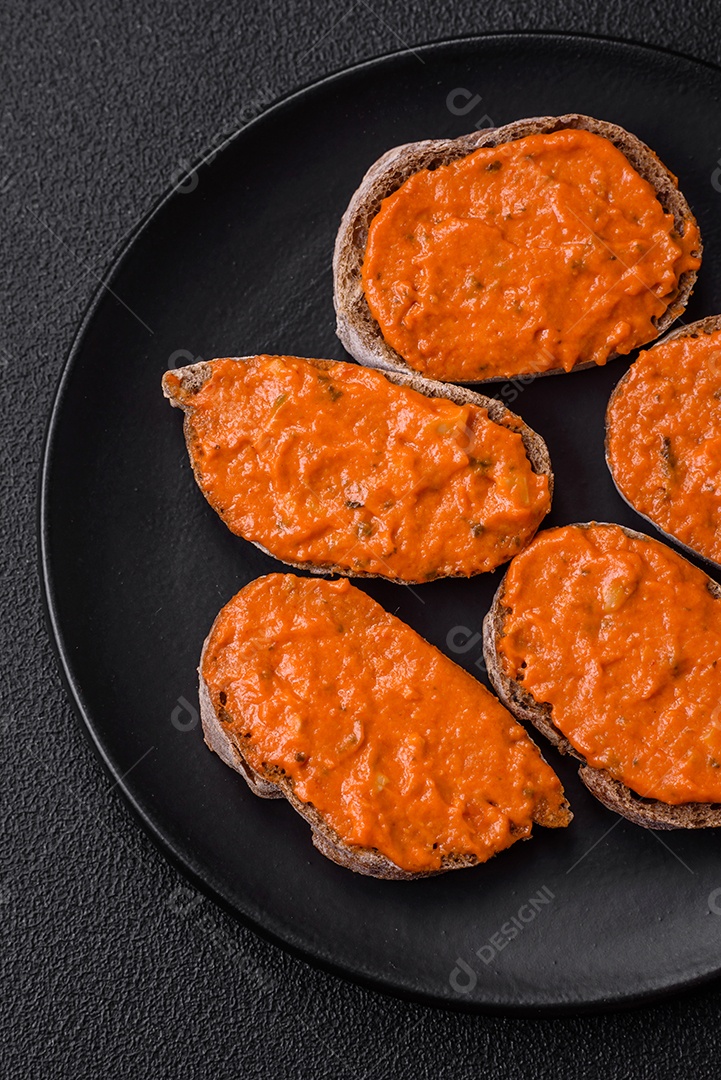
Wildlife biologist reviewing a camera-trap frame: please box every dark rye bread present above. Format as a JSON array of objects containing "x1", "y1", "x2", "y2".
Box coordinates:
[
  {"x1": 333, "y1": 113, "x2": 701, "y2": 384},
  {"x1": 606, "y1": 315, "x2": 721, "y2": 572},
  {"x1": 198, "y1": 636, "x2": 571, "y2": 880},
  {"x1": 482, "y1": 522, "x2": 721, "y2": 829},
  {"x1": 162, "y1": 355, "x2": 553, "y2": 583}
]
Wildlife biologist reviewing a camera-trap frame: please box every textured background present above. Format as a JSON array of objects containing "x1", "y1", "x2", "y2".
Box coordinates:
[{"x1": 4, "y1": 1, "x2": 721, "y2": 1076}]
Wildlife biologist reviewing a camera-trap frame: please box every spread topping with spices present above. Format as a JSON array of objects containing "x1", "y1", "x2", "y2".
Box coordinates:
[
  {"x1": 362, "y1": 129, "x2": 700, "y2": 381},
  {"x1": 607, "y1": 329, "x2": 721, "y2": 565},
  {"x1": 498, "y1": 524, "x2": 721, "y2": 804},
  {"x1": 164, "y1": 355, "x2": 550, "y2": 580},
  {"x1": 203, "y1": 574, "x2": 570, "y2": 872}
]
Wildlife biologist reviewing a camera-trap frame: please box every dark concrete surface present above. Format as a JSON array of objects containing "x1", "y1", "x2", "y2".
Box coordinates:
[{"x1": 4, "y1": 1, "x2": 721, "y2": 1076}]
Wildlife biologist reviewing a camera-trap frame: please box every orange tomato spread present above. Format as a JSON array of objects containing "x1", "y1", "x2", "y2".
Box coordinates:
[
  {"x1": 164, "y1": 355, "x2": 550, "y2": 581},
  {"x1": 607, "y1": 330, "x2": 721, "y2": 565},
  {"x1": 362, "y1": 129, "x2": 700, "y2": 381},
  {"x1": 497, "y1": 524, "x2": 721, "y2": 804},
  {"x1": 203, "y1": 574, "x2": 570, "y2": 872}
]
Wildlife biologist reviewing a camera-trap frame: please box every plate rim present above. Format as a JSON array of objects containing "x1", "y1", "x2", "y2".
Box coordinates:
[{"x1": 38, "y1": 30, "x2": 721, "y2": 1016}]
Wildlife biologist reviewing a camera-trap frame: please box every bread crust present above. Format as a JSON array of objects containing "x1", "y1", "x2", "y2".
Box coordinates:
[
  {"x1": 333, "y1": 114, "x2": 701, "y2": 384},
  {"x1": 198, "y1": 632, "x2": 570, "y2": 879},
  {"x1": 482, "y1": 522, "x2": 721, "y2": 829},
  {"x1": 605, "y1": 315, "x2": 721, "y2": 572},
  {"x1": 163, "y1": 355, "x2": 553, "y2": 583}
]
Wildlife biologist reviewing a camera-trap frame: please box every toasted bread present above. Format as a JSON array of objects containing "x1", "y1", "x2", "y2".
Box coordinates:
[
  {"x1": 200, "y1": 574, "x2": 572, "y2": 879},
  {"x1": 606, "y1": 315, "x2": 721, "y2": 571},
  {"x1": 334, "y1": 114, "x2": 700, "y2": 383},
  {"x1": 162, "y1": 355, "x2": 553, "y2": 583},
  {"x1": 483, "y1": 522, "x2": 721, "y2": 829},
  {"x1": 200, "y1": 663, "x2": 488, "y2": 879}
]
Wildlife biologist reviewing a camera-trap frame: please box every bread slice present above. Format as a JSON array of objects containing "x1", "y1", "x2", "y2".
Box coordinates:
[
  {"x1": 200, "y1": 670, "x2": 572, "y2": 881},
  {"x1": 162, "y1": 355, "x2": 553, "y2": 583},
  {"x1": 199, "y1": 576, "x2": 572, "y2": 880},
  {"x1": 200, "y1": 657, "x2": 487, "y2": 880},
  {"x1": 483, "y1": 522, "x2": 721, "y2": 829},
  {"x1": 334, "y1": 113, "x2": 701, "y2": 384},
  {"x1": 606, "y1": 315, "x2": 721, "y2": 571}
]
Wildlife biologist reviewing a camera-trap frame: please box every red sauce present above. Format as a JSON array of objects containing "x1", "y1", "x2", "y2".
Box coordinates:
[
  {"x1": 164, "y1": 355, "x2": 550, "y2": 581},
  {"x1": 203, "y1": 574, "x2": 571, "y2": 872},
  {"x1": 607, "y1": 329, "x2": 721, "y2": 564},
  {"x1": 363, "y1": 129, "x2": 700, "y2": 381},
  {"x1": 498, "y1": 524, "x2": 721, "y2": 804}
]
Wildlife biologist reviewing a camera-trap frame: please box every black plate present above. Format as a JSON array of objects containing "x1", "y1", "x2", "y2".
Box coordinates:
[{"x1": 40, "y1": 34, "x2": 721, "y2": 1014}]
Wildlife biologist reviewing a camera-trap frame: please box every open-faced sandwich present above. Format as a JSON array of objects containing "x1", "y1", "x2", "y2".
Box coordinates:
[
  {"x1": 200, "y1": 573, "x2": 572, "y2": 878},
  {"x1": 606, "y1": 315, "x2": 721, "y2": 569},
  {"x1": 484, "y1": 522, "x2": 721, "y2": 828},
  {"x1": 335, "y1": 114, "x2": 701, "y2": 383},
  {"x1": 163, "y1": 354, "x2": 552, "y2": 582}
]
